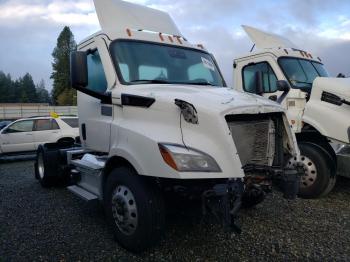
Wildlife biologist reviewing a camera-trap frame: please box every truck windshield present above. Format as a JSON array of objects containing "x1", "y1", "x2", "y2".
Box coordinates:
[
  {"x1": 279, "y1": 57, "x2": 329, "y2": 90},
  {"x1": 110, "y1": 40, "x2": 225, "y2": 87}
]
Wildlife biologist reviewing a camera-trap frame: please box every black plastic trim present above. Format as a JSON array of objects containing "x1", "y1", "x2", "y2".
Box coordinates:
[
  {"x1": 121, "y1": 94, "x2": 155, "y2": 108},
  {"x1": 81, "y1": 124, "x2": 86, "y2": 140},
  {"x1": 101, "y1": 105, "x2": 113, "y2": 116}
]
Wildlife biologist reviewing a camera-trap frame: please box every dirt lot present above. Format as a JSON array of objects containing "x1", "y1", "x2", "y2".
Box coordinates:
[{"x1": 1, "y1": 158, "x2": 350, "y2": 261}]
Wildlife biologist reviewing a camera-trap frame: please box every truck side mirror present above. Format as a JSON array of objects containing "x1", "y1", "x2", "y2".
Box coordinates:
[
  {"x1": 276, "y1": 80, "x2": 290, "y2": 92},
  {"x1": 276, "y1": 80, "x2": 291, "y2": 104},
  {"x1": 254, "y1": 71, "x2": 264, "y2": 96},
  {"x1": 70, "y1": 51, "x2": 88, "y2": 89}
]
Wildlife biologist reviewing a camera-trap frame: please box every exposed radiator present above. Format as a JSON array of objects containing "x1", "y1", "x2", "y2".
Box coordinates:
[{"x1": 228, "y1": 119, "x2": 276, "y2": 166}]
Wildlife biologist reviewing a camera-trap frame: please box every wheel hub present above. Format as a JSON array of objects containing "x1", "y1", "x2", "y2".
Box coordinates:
[
  {"x1": 288, "y1": 155, "x2": 317, "y2": 188},
  {"x1": 111, "y1": 185, "x2": 138, "y2": 235}
]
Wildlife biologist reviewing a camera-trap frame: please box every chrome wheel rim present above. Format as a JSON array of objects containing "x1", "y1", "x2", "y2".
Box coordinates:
[
  {"x1": 111, "y1": 185, "x2": 138, "y2": 235},
  {"x1": 38, "y1": 152, "x2": 45, "y2": 179},
  {"x1": 288, "y1": 155, "x2": 317, "y2": 188}
]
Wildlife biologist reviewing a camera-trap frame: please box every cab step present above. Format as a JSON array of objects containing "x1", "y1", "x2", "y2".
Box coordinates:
[{"x1": 67, "y1": 185, "x2": 98, "y2": 202}]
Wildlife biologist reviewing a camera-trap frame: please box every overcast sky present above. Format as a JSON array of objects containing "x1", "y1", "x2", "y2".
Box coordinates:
[{"x1": 0, "y1": 0, "x2": 349, "y2": 90}]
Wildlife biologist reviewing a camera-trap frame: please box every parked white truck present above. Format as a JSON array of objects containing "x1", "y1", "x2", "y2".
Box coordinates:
[
  {"x1": 34, "y1": 1, "x2": 302, "y2": 252},
  {"x1": 233, "y1": 26, "x2": 350, "y2": 198}
]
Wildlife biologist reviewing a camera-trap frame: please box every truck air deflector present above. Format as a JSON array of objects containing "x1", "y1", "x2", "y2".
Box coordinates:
[
  {"x1": 242, "y1": 25, "x2": 297, "y2": 49},
  {"x1": 93, "y1": 0, "x2": 182, "y2": 37},
  {"x1": 121, "y1": 94, "x2": 155, "y2": 108}
]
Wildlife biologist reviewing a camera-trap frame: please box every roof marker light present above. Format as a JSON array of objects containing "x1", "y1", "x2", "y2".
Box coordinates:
[
  {"x1": 197, "y1": 44, "x2": 204, "y2": 49},
  {"x1": 168, "y1": 35, "x2": 174, "y2": 43},
  {"x1": 159, "y1": 33, "x2": 164, "y2": 41},
  {"x1": 175, "y1": 35, "x2": 182, "y2": 44},
  {"x1": 126, "y1": 28, "x2": 132, "y2": 37},
  {"x1": 284, "y1": 49, "x2": 289, "y2": 54}
]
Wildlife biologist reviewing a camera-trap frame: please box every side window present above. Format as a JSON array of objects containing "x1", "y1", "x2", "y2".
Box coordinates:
[
  {"x1": 51, "y1": 120, "x2": 60, "y2": 130},
  {"x1": 35, "y1": 119, "x2": 59, "y2": 131},
  {"x1": 87, "y1": 50, "x2": 108, "y2": 93},
  {"x1": 243, "y1": 62, "x2": 277, "y2": 93},
  {"x1": 5, "y1": 120, "x2": 34, "y2": 133},
  {"x1": 188, "y1": 63, "x2": 214, "y2": 82}
]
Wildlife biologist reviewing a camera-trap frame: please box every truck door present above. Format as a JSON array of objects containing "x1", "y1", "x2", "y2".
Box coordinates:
[
  {"x1": 0, "y1": 120, "x2": 35, "y2": 153},
  {"x1": 241, "y1": 60, "x2": 306, "y2": 132},
  {"x1": 241, "y1": 61, "x2": 279, "y2": 100},
  {"x1": 77, "y1": 47, "x2": 113, "y2": 152}
]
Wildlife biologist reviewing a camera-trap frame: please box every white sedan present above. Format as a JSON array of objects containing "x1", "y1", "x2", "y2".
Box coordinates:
[{"x1": 0, "y1": 116, "x2": 79, "y2": 154}]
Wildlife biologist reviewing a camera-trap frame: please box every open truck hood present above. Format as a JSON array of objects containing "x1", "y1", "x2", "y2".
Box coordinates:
[
  {"x1": 304, "y1": 77, "x2": 350, "y2": 143},
  {"x1": 94, "y1": 0, "x2": 182, "y2": 37},
  {"x1": 242, "y1": 25, "x2": 297, "y2": 49},
  {"x1": 118, "y1": 85, "x2": 284, "y2": 115}
]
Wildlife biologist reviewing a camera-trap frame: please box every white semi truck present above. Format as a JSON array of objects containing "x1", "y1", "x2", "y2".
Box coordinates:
[
  {"x1": 34, "y1": 1, "x2": 302, "y2": 252},
  {"x1": 233, "y1": 26, "x2": 350, "y2": 198}
]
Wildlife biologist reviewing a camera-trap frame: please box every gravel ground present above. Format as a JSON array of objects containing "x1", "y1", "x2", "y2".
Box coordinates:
[{"x1": 1, "y1": 159, "x2": 350, "y2": 261}]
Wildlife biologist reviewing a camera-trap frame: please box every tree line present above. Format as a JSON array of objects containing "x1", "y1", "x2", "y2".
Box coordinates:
[
  {"x1": 0, "y1": 26, "x2": 77, "y2": 105},
  {"x1": 0, "y1": 72, "x2": 50, "y2": 104}
]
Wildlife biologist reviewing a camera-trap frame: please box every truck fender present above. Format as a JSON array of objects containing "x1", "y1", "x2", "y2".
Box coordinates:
[
  {"x1": 101, "y1": 149, "x2": 146, "y2": 193},
  {"x1": 301, "y1": 116, "x2": 328, "y2": 139}
]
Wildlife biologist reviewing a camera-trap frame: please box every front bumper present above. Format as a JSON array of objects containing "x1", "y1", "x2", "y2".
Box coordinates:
[
  {"x1": 337, "y1": 145, "x2": 350, "y2": 178},
  {"x1": 202, "y1": 165, "x2": 301, "y2": 233}
]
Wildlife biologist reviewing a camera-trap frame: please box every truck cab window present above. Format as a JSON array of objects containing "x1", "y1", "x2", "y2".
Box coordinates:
[
  {"x1": 188, "y1": 63, "x2": 214, "y2": 82},
  {"x1": 110, "y1": 40, "x2": 225, "y2": 87},
  {"x1": 243, "y1": 62, "x2": 277, "y2": 94},
  {"x1": 279, "y1": 58, "x2": 329, "y2": 90},
  {"x1": 139, "y1": 65, "x2": 168, "y2": 80},
  {"x1": 87, "y1": 51, "x2": 108, "y2": 93}
]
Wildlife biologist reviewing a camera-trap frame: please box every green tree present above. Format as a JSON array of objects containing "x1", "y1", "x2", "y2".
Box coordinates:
[
  {"x1": 36, "y1": 79, "x2": 51, "y2": 104},
  {"x1": 0, "y1": 71, "x2": 13, "y2": 103},
  {"x1": 51, "y1": 26, "x2": 77, "y2": 105},
  {"x1": 19, "y1": 73, "x2": 38, "y2": 103}
]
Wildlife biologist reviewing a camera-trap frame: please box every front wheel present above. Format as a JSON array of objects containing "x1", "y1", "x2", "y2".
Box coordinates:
[
  {"x1": 288, "y1": 142, "x2": 336, "y2": 199},
  {"x1": 104, "y1": 167, "x2": 165, "y2": 253}
]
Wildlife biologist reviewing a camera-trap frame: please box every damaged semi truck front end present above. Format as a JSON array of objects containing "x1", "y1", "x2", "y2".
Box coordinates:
[{"x1": 34, "y1": 0, "x2": 302, "y2": 252}]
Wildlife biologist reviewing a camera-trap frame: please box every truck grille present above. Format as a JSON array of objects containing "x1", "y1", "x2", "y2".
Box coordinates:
[{"x1": 227, "y1": 117, "x2": 276, "y2": 166}]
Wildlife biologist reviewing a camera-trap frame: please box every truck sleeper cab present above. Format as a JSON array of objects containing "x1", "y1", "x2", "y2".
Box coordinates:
[
  {"x1": 233, "y1": 25, "x2": 350, "y2": 198},
  {"x1": 34, "y1": 1, "x2": 302, "y2": 252}
]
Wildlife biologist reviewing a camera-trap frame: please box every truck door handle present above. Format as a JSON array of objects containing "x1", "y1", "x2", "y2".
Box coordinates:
[{"x1": 269, "y1": 95, "x2": 277, "y2": 101}]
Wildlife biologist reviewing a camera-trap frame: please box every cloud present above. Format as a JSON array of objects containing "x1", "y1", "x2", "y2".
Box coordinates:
[
  {"x1": 0, "y1": 0, "x2": 98, "y2": 26},
  {"x1": 0, "y1": 0, "x2": 349, "y2": 90}
]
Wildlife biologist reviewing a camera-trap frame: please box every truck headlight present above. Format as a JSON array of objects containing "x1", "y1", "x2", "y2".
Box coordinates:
[{"x1": 158, "y1": 143, "x2": 221, "y2": 172}]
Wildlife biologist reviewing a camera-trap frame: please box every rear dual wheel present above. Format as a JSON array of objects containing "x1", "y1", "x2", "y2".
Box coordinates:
[{"x1": 34, "y1": 144, "x2": 68, "y2": 187}]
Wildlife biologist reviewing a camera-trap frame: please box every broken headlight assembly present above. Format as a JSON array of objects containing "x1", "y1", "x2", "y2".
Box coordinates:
[{"x1": 159, "y1": 143, "x2": 221, "y2": 172}]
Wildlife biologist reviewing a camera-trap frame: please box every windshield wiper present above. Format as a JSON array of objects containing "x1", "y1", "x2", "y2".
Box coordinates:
[
  {"x1": 292, "y1": 80, "x2": 313, "y2": 86},
  {"x1": 130, "y1": 79, "x2": 170, "y2": 84},
  {"x1": 130, "y1": 79, "x2": 217, "y2": 86},
  {"x1": 188, "y1": 81, "x2": 215, "y2": 86}
]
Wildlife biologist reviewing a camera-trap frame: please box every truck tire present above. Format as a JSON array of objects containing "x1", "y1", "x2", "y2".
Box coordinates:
[
  {"x1": 294, "y1": 142, "x2": 336, "y2": 198},
  {"x1": 34, "y1": 145, "x2": 65, "y2": 188},
  {"x1": 104, "y1": 167, "x2": 165, "y2": 253}
]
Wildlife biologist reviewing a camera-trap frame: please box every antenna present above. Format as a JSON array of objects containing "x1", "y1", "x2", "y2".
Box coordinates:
[{"x1": 250, "y1": 44, "x2": 255, "y2": 52}]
